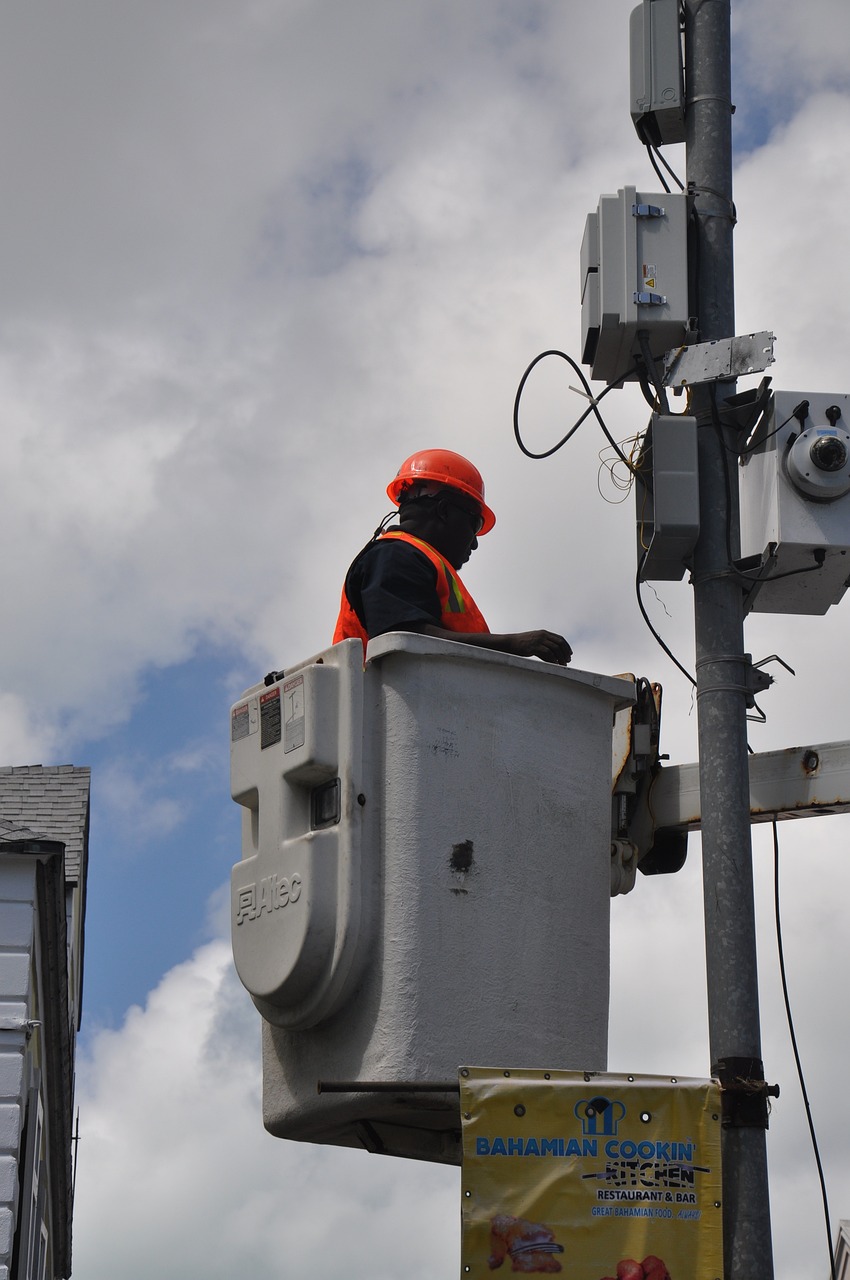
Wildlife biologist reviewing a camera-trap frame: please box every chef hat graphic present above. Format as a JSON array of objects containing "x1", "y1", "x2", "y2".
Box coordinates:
[{"x1": 575, "y1": 1096, "x2": 627, "y2": 1137}]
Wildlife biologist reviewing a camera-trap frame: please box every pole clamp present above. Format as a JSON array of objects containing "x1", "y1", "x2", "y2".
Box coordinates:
[
  {"x1": 694, "y1": 653, "x2": 776, "y2": 709},
  {"x1": 714, "y1": 1057, "x2": 780, "y2": 1128}
]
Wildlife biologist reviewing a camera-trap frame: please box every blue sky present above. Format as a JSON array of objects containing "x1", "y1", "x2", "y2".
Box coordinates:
[
  {"x1": 2, "y1": 1, "x2": 850, "y2": 1276},
  {"x1": 81, "y1": 645, "x2": 244, "y2": 1026}
]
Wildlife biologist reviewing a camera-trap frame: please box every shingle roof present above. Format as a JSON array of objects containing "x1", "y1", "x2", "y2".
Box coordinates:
[
  {"x1": 0, "y1": 815, "x2": 66, "y2": 852},
  {"x1": 0, "y1": 765, "x2": 90, "y2": 884}
]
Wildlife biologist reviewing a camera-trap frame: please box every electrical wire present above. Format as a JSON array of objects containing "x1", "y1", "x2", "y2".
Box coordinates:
[
  {"x1": 645, "y1": 145, "x2": 672, "y2": 193},
  {"x1": 637, "y1": 330, "x2": 670, "y2": 414},
  {"x1": 638, "y1": 375, "x2": 662, "y2": 411},
  {"x1": 645, "y1": 143, "x2": 685, "y2": 192},
  {"x1": 635, "y1": 552, "x2": 696, "y2": 687},
  {"x1": 772, "y1": 819, "x2": 837, "y2": 1280},
  {"x1": 739, "y1": 408, "x2": 800, "y2": 458},
  {"x1": 513, "y1": 349, "x2": 634, "y2": 466},
  {"x1": 657, "y1": 147, "x2": 685, "y2": 191},
  {"x1": 598, "y1": 434, "x2": 644, "y2": 503}
]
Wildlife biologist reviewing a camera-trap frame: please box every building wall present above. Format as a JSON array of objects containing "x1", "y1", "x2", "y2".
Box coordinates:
[
  {"x1": 0, "y1": 766, "x2": 90, "y2": 1280},
  {"x1": 836, "y1": 1220, "x2": 850, "y2": 1280},
  {"x1": 0, "y1": 861, "x2": 36, "y2": 1280},
  {"x1": 0, "y1": 857, "x2": 64, "y2": 1280}
]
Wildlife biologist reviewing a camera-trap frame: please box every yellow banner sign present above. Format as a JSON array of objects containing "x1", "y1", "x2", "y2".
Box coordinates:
[{"x1": 460, "y1": 1069, "x2": 723, "y2": 1280}]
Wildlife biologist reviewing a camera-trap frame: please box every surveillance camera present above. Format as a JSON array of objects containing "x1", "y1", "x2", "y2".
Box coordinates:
[{"x1": 785, "y1": 426, "x2": 850, "y2": 501}]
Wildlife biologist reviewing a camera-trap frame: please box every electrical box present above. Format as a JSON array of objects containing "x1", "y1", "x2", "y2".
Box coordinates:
[
  {"x1": 231, "y1": 634, "x2": 634, "y2": 1165},
  {"x1": 739, "y1": 390, "x2": 850, "y2": 613},
  {"x1": 581, "y1": 187, "x2": 689, "y2": 387},
  {"x1": 630, "y1": 0, "x2": 686, "y2": 146},
  {"x1": 635, "y1": 413, "x2": 699, "y2": 580}
]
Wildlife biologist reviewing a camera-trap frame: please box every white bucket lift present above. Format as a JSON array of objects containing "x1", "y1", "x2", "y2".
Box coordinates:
[{"x1": 230, "y1": 633, "x2": 634, "y2": 1164}]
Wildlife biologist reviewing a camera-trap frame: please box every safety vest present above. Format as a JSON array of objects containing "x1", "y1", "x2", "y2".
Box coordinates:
[{"x1": 333, "y1": 530, "x2": 489, "y2": 650}]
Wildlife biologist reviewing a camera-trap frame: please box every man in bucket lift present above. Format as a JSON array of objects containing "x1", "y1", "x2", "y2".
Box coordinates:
[{"x1": 334, "y1": 448, "x2": 572, "y2": 665}]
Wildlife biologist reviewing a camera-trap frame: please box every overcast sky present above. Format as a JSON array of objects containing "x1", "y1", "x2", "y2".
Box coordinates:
[{"x1": 2, "y1": 1, "x2": 850, "y2": 1277}]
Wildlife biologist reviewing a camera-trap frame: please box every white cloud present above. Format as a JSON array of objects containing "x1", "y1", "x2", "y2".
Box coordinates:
[
  {"x1": 734, "y1": 92, "x2": 850, "y2": 390},
  {"x1": 73, "y1": 940, "x2": 459, "y2": 1280},
  {"x1": 734, "y1": 0, "x2": 850, "y2": 103},
  {"x1": 0, "y1": 693, "x2": 57, "y2": 764}
]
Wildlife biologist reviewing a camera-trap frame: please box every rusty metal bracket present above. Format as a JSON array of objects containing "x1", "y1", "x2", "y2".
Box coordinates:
[
  {"x1": 611, "y1": 677, "x2": 682, "y2": 891},
  {"x1": 649, "y1": 737, "x2": 850, "y2": 833},
  {"x1": 714, "y1": 1057, "x2": 780, "y2": 1129}
]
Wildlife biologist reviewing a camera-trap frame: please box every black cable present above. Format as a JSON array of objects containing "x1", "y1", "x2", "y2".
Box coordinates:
[
  {"x1": 658, "y1": 148, "x2": 685, "y2": 191},
  {"x1": 645, "y1": 144, "x2": 671, "y2": 193},
  {"x1": 739, "y1": 408, "x2": 802, "y2": 458},
  {"x1": 772, "y1": 819, "x2": 837, "y2": 1280},
  {"x1": 637, "y1": 330, "x2": 670, "y2": 415},
  {"x1": 341, "y1": 510, "x2": 398, "y2": 590},
  {"x1": 740, "y1": 556, "x2": 827, "y2": 586},
  {"x1": 647, "y1": 143, "x2": 685, "y2": 192},
  {"x1": 635, "y1": 553, "x2": 696, "y2": 687},
  {"x1": 513, "y1": 349, "x2": 633, "y2": 466},
  {"x1": 372, "y1": 509, "x2": 398, "y2": 540},
  {"x1": 637, "y1": 371, "x2": 660, "y2": 411}
]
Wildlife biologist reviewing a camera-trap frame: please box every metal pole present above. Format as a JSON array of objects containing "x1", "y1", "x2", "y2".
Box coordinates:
[{"x1": 684, "y1": 1, "x2": 775, "y2": 1276}]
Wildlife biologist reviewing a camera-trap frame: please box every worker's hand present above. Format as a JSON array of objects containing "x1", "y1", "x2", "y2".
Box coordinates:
[
  {"x1": 504, "y1": 630, "x2": 572, "y2": 665},
  {"x1": 413, "y1": 623, "x2": 572, "y2": 665}
]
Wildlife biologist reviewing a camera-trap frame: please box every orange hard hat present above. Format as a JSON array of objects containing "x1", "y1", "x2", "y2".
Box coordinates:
[{"x1": 387, "y1": 448, "x2": 496, "y2": 534}]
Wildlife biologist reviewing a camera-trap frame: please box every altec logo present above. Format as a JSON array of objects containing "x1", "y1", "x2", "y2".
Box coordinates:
[{"x1": 235, "y1": 873, "x2": 302, "y2": 925}]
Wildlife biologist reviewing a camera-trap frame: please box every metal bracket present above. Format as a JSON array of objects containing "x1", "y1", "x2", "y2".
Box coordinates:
[
  {"x1": 714, "y1": 1057, "x2": 779, "y2": 1129},
  {"x1": 693, "y1": 651, "x2": 793, "y2": 720},
  {"x1": 752, "y1": 653, "x2": 795, "y2": 686},
  {"x1": 632, "y1": 202, "x2": 666, "y2": 218},
  {"x1": 662, "y1": 331, "x2": 776, "y2": 388},
  {"x1": 746, "y1": 653, "x2": 795, "y2": 721},
  {"x1": 610, "y1": 678, "x2": 687, "y2": 891},
  {"x1": 610, "y1": 839, "x2": 638, "y2": 896},
  {"x1": 747, "y1": 662, "x2": 773, "y2": 700}
]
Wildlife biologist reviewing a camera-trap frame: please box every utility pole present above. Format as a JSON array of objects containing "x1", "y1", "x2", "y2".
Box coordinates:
[{"x1": 685, "y1": 1, "x2": 775, "y2": 1275}]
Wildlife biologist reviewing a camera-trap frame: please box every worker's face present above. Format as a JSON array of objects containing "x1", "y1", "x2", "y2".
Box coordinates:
[{"x1": 438, "y1": 495, "x2": 483, "y2": 568}]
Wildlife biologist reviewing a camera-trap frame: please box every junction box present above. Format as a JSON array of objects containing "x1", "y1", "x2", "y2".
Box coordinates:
[
  {"x1": 581, "y1": 186, "x2": 689, "y2": 387},
  {"x1": 630, "y1": 0, "x2": 686, "y2": 147},
  {"x1": 635, "y1": 412, "x2": 700, "y2": 581},
  {"x1": 739, "y1": 390, "x2": 850, "y2": 614}
]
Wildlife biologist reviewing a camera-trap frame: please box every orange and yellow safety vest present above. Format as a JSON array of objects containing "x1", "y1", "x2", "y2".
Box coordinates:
[{"x1": 333, "y1": 530, "x2": 488, "y2": 650}]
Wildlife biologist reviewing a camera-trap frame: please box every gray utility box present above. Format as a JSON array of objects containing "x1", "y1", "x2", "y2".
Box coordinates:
[
  {"x1": 635, "y1": 413, "x2": 699, "y2": 581},
  {"x1": 581, "y1": 186, "x2": 689, "y2": 388},
  {"x1": 630, "y1": 0, "x2": 686, "y2": 147},
  {"x1": 230, "y1": 634, "x2": 634, "y2": 1165},
  {"x1": 739, "y1": 390, "x2": 850, "y2": 614}
]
